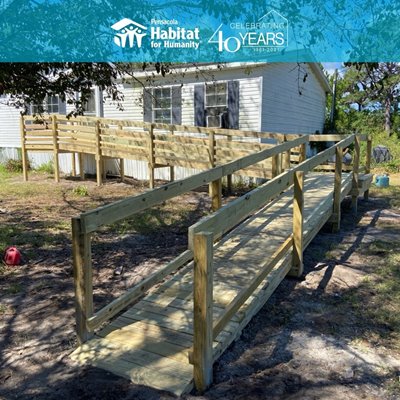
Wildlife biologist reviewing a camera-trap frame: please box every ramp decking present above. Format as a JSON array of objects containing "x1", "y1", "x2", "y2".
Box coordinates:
[{"x1": 71, "y1": 172, "x2": 355, "y2": 395}]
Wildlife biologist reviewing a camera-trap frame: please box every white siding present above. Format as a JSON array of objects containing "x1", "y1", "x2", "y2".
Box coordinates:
[
  {"x1": 261, "y1": 63, "x2": 326, "y2": 134},
  {"x1": 181, "y1": 84, "x2": 194, "y2": 126},
  {"x1": 0, "y1": 102, "x2": 21, "y2": 148},
  {"x1": 238, "y1": 77, "x2": 262, "y2": 131},
  {"x1": 103, "y1": 83, "x2": 143, "y2": 121}
]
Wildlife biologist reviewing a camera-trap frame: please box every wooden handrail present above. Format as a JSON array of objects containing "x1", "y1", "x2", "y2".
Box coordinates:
[
  {"x1": 86, "y1": 249, "x2": 193, "y2": 331},
  {"x1": 79, "y1": 135, "x2": 309, "y2": 234},
  {"x1": 191, "y1": 133, "x2": 360, "y2": 346}
]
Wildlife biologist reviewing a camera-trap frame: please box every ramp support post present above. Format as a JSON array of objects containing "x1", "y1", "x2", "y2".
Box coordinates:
[
  {"x1": 331, "y1": 146, "x2": 343, "y2": 232},
  {"x1": 193, "y1": 231, "x2": 214, "y2": 393},
  {"x1": 351, "y1": 135, "x2": 360, "y2": 214},
  {"x1": 51, "y1": 115, "x2": 60, "y2": 183},
  {"x1": 289, "y1": 171, "x2": 304, "y2": 277},
  {"x1": 364, "y1": 136, "x2": 372, "y2": 200},
  {"x1": 72, "y1": 217, "x2": 94, "y2": 345}
]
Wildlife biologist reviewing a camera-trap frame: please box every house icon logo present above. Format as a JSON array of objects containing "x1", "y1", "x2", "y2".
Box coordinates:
[
  {"x1": 111, "y1": 18, "x2": 147, "y2": 49},
  {"x1": 258, "y1": 10, "x2": 288, "y2": 47}
]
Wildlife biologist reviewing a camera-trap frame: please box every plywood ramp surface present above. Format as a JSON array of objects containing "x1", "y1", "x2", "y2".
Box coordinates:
[{"x1": 71, "y1": 173, "x2": 352, "y2": 396}]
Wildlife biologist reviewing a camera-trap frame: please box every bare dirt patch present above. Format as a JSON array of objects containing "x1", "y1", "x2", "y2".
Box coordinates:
[{"x1": 1, "y1": 171, "x2": 399, "y2": 400}]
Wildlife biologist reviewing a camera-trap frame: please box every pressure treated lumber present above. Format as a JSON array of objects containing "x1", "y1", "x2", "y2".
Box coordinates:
[
  {"x1": 193, "y1": 232, "x2": 214, "y2": 392},
  {"x1": 71, "y1": 217, "x2": 93, "y2": 344}
]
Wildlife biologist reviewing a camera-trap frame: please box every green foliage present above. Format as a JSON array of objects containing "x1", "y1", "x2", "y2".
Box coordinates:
[
  {"x1": 328, "y1": 63, "x2": 400, "y2": 135},
  {"x1": 35, "y1": 161, "x2": 54, "y2": 174},
  {"x1": 72, "y1": 185, "x2": 89, "y2": 196}
]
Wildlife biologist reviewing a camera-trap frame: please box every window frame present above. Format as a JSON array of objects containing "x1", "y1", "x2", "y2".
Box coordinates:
[
  {"x1": 82, "y1": 89, "x2": 97, "y2": 116},
  {"x1": 152, "y1": 87, "x2": 172, "y2": 124},
  {"x1": 30, "y1": 95, "x2": 60, "y2": 115},
  {"x1": 204, "y1": 81, "x2": 228, "y2": 128}
]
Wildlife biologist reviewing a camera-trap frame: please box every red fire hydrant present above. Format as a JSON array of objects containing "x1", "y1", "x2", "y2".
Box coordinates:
[{"x1": 3, "y1": 246, "x2": 21, "y2": 266}]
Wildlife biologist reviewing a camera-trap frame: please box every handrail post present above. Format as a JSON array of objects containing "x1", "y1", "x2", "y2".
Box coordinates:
[
  {"x1": 299, "y1": 143, "x2": 307, "y2": 163},
  {"x1": 226, "y1": 134, "x2": 233, "y2": 194},
  {"x1": 209, "y1": 130, "x2": 222, "y2": 211},
  {"x1": 169, "y1": 126, "x2": 175, "y2": 182},
  {"x1": 78, "y1": 152, "x2": 85, "y2": 180},
  {"x1": 51, "y1": 115, "x2": 60, "y2": 183},
  {"x1": 193, "y1": 231, "x2": 214, "y2": 393},
  {"x1": 20, "y1": 114, "x2": 28, "y2": 181},
  {"x1": 283, "y1": 136, "x2": 291, "y2": 171},
  {"x1": 72, "y1": 217, "x2": 94, "y2": 344},
  {"x1": 331, "y1": 146, "x2": 343, "y2": 232},
  {"x1": 118, "y1": 124, "x2": 124, "y2": 183},
  {"x1": 148, "y1": 124, "x2": 155, "y2": 189},
  {"x1": 364, "y1": 135, "x2": 372, "y2": 200},
  {"x1": 271, "y1": 153, "x2": 279, "y2": 178},
  {"x1": 95, "y1": 119, "x2": 103, "y2": 186},
  {"x1": 71, "y1": 153, "x2": 77, "y2": 177},
  {"x1": 351, "y1": 135, "x2": 360, "y2": 214},
  {"x1": 289, "y1": 171, "x2": 304, "y2": 277}
]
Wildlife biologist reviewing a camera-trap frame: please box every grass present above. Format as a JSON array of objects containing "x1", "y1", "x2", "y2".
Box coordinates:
[
  {"x1": 35, "y1": 161, "x2": 54, "y2": 174},
  {"x1": 72, "y1": 185, "x2": 89, "y2": 196},
  {"x1": 335, "y1": 181, "x2": 400, "y2": 356}
]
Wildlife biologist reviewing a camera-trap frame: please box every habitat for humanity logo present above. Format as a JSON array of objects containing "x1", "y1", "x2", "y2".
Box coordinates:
[
  {"x1": 209, "y1": 10, "x2": 288, "y2": 53},
  {"x1": 111, "y1": 18, "x2": 147, "y2": 48},
  {"x1": 111, "y1": 18, "x2": 200, "y2": 50}
]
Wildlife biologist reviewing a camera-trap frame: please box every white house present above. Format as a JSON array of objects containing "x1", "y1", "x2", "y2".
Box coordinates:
[{"x1": 0, "y1": 62, "x2": 330, "y2": 180}]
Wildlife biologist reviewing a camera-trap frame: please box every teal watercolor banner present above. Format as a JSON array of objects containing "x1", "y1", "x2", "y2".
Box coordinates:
[{"x1": 0, "y1": 0, "x2": 399, "y2": 62}]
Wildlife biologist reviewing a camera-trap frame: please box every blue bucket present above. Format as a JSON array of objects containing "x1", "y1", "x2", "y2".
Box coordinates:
[{"x1": 375, "y1": 175, "x2": 390, "y2": 188}]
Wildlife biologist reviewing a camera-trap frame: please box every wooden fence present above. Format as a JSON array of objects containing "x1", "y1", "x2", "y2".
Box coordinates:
[{"x1": 21, "y1": 115, "x2": 314, "y2": 187}]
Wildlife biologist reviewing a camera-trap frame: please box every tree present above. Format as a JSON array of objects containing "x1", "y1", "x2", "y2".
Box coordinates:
[
  {"x1": 344, "y1": 63, "x2": 400, "y2": 136},
  {"x1": 331, "y1": 63, "x2": 400, "y2": 136}
]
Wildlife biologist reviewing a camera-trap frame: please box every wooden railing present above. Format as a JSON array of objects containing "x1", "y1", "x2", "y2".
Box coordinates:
[
  {"x1": 71, "y1": 135, "x2": 309, "y2": 343},
  {"x1": 21, "y1": 115, "x2": 296, "y2": 187},
  {"x1": 188, "y1": 134, "x2": 366, "y2": 390}
]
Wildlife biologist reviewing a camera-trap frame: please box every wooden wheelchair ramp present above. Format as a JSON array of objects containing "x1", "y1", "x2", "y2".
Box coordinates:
[{"x1": 71, "y1": 172, "x2": 355, "y2": 396}]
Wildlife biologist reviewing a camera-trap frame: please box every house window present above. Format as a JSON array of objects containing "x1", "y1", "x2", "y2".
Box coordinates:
[
  {"x1": 82, "y1": 90, "x2": 96, "y2": 115},
  {"x1": 153, "y1": 87, "x2": 172, "y2": 124},
  {"x1": 205, "y1": 82, "x2": 227, "y2": 127},
  {"x1": 31, "y1": 95, "x2": 60, "y2": 114}
]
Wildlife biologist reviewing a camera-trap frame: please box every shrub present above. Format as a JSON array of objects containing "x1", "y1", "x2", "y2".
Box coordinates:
[
  {"x1": 36, "y1": 161, "x2": 54, "y2": 174},
  {"x1": 3, "y1": 158, "x2": 27, "y2": 173},
  {"x1": 72, "y1": 185, "x2": 89, "y2": 196}
]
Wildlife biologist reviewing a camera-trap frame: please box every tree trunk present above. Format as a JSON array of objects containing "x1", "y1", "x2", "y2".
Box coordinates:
[{"x1": 384, "y1": 95, "x2": 392, "y2": 136}]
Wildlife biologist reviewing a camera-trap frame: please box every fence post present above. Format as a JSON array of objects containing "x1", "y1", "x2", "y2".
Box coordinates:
[
  {"x1": 95, "y1": 119, "x2": 103, "y2": 186},
  {"x1": 364, "y1": 135, "x2": 372, "y2": 200},
  {"x1": 51, "y1": 115, "x2": 60, "y2": 183},
  {"x1": 169, "y1": 126, "x2": 175, "y2": 182},
  {"x1": 226, "y1": 134, "x2": 233, "y2": 194},
  {"x1": 271, "y1": 154, "x2": 279, "y2": 178},
  {"x1": 209, "y1": 130, "x2": 222, "y2": 211},
  {"x1": 289, "y1": 171, "x2": 304, "y2": 277},
  {"x1": 148, "y1": 124, "x2": 155, "y2": 189},
  {"x1": 117, "y1": 124, "x2": 125, "y2": 183},
  {"x1": 78, "y1": 153, "x2": 85, "y2": 180},
  {"x1": 19, "y1": 115, "x2": 28, "y2": 181},
  {"x1": 351, "y1": 135, "x2": 360, "y2": 214},
  {"x1": 331, "y1": 146, "x2": 343, "y2": 232},
  {"x1": 283, "y1": 136, "x2": 291, "y2": 171},
  {"x1": 71, "y1": 153, "x2": 77, "y2": 177},
  {"x1": 193, "y1": 231, "x2": 214, "y2": 393},
  {"x1": 72, "y1": 217, "x2": 94, "y2": 345},
  {"x1": 299, "y1": 143, "x2": 307, "y2": 163}
]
